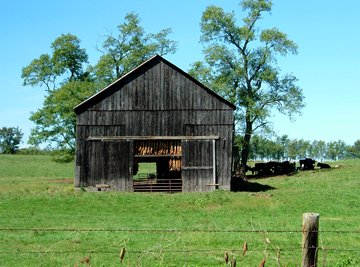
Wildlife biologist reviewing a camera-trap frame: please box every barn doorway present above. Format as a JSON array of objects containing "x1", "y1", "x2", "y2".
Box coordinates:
[{"x1": 133, "y1": 140, "x2": 183, "y2": 193}]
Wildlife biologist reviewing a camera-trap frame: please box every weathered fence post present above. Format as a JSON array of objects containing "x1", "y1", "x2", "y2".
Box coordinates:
[{"x1": 302, "y1": 213, "x2": 319, "y2": 267}]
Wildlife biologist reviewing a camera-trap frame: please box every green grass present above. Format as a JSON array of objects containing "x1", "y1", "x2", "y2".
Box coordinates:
[
  {"x1": 133, "y1": 162, "x2": 157, "y2": 179},
  {"x1": 0, "y1": 155, "x2": 360, "y2": 266}
]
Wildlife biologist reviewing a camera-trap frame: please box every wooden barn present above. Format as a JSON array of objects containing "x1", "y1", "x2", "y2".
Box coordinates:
[{"x1": 74, "y1": 54, "x2": 236, "y2": 193}]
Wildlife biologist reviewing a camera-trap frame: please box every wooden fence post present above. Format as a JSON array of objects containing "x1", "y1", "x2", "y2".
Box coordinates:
[{"x1": 302, "y1": 213, "x2": 319, "y2": 267}]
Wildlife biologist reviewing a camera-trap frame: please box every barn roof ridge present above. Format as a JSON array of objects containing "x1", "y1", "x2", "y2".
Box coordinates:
[{"x1": 74, "y1": 54, "x2": 236, "y2": 112}]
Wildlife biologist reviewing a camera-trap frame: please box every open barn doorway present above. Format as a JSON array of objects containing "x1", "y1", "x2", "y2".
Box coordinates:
[{"x1": 133, "y1": 140, "x2": 183, "y2": 193}]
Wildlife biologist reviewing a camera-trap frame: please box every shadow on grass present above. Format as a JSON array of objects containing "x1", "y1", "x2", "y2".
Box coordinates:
[{"x1": 231, "y1": 178, "x2": 276, "y2": 192}]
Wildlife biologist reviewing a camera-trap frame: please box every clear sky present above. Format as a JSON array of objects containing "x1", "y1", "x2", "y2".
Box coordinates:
[{"x1": 1, "y1": 0, "x2": 359, "y2": 148}]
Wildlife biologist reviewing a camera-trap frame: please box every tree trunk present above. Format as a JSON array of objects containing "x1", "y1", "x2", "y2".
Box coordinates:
[
  {"x1": 240, "y1": 134, "x2": 251, "y2": 176},
  {"x1": 240, "y1": 119, "x2": 253, "y2": 177},
  {"x1": 233, "y1": 146, "x2": 241, "y2": 176}
]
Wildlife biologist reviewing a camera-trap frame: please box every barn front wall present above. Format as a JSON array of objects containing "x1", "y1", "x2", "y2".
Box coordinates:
[{"x1": 74, "y1": 55, "x2": 235, "y2": 192}]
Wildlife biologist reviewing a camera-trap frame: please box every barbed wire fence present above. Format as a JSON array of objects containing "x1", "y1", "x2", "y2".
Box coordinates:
[{"x1": 1, "y1": 225, "x2": 360, "y2": 266}]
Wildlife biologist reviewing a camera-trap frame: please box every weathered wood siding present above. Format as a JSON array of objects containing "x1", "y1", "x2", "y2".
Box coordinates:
[
  {"x1": 86, "y1": 140, "x2": 133, "y2": 191},
  {"x1": 75, "y1": 55, "x2": 235, "y2": 192},
  {"x1": 182, "y1": 140, "x2": 214, "y2": 192}
]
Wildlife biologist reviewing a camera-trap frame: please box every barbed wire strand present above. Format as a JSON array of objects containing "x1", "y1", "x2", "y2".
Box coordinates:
[
  {"x1": 1, "y1": 228, "x2": 359, "y2": 233},
  {"x1": 2, "y1": 247, "x2": 360, "y2": 266},
  {"x1": 2, "y1": 247, "x2": 360, "y2": 254}
]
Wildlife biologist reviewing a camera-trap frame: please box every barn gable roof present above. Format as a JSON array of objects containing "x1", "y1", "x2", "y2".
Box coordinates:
[{"x1": 74, "y1": 54, "x2": 236, "y2": 114}]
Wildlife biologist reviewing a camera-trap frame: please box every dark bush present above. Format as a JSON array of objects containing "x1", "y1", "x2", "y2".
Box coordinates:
[{"x1": 50, "y1": 148, "x2": 75, "y2": 163}]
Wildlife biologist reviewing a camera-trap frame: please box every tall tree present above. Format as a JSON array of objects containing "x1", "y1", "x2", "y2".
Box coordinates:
[
  {"x1": 350, "y1": 140, "x2": 360, "y2": 159},
  {"x1": 28, "y1": 80, "x2": 97, "y2": 151},
  {"x1": 0, "y1": 127, "x2": 23, "y2": 154},
  {"x1": 249, "y1": 134, "x2": 267, "y2": 161},
  {"x1": 276, "y1": 134, "x2": 289, "y2": 161},
  {"x1": 287, "y1": 139, "x2": 299, "y2": 161},
  {"x1": 310, "y1": 140, "x2": 326, "y2": 161},
  {"x1": 326, "y1": 140, "x2": 347, "y2": 161},
  {"x1": 21, "y1": 14, "x2": 178, "y2": 151},
  {"x1": 92, "y1": 12, "x2": 178, "y2": 85},
  {"x1": 189, "y1": 0, "x2": 305, "y2": 175},
  {"x1": 22, "y1": 34, "x2": 92, "y2": 151},
  {"x1": 297, "y1": 139, "x2": 310, "y2": 159}
]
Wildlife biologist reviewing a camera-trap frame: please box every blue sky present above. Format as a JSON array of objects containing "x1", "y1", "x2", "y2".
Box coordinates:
[{"x1": 1, "y1": 0, "x2": 359, "y2": 148}]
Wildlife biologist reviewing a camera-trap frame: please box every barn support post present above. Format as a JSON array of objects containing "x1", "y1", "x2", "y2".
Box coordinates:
[
  {"x1": 212, "y1": 139, "x2": 216, "y2": 188},
  {"x1": 302, "y1": 213, "x2": 319, "y2": 267},
  {"x1": 74, "y1": 166, "x2": 80, "y2": 187},
  {"x1": 74, "y1": 165, "x2": 83, "y2": 187}
]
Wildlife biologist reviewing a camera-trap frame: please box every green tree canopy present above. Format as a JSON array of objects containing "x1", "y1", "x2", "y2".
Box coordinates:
[
  {"x1": 326, "y1": 140, "x2": 347, "y2": 161},
  {"x1": 21, "y1": 14, "x2": 177, "y2": 152},
  {"x1": 0, "y1": 127, "x2": 23, "y2": 154},
  {"x1": 189, "y1": 0, "x2": 305, "y2": 175},
  {"x1": 21, "y1": 33, "x2": 89, "y2": 92},
  {"x1": 350, "y1": 140, "x2": 360, "y2": 158},
  {"x1": 28, "y1": 80, "x2": 98, "y2": 151},
  {"x1": 92, "y1": 12, "x2": 178, "y2": 85},
  {"x1": 22, "y1": 34, "x2": 92, "y2": 151},
  {"x1": 309, "y1": 140, "x2": 327, "y2": 162}
]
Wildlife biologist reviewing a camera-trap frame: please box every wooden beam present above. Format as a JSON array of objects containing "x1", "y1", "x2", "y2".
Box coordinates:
[
  {"x1": 87, "y1": 136, "x2": 219, "y2": 141},
  {"x1": 96, "y1": 184, "x2": 110, "y2": 188},
  {"x1": 134, "y1": 154, "x2": 182, "y2": 158},
  {"x1": 182, "y1": 166, "x2": 213, "y2": 170}
]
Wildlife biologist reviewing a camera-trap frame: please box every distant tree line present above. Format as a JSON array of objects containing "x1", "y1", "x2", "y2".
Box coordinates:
[
  {"x1": 0, "y1": 126, "x2": 73, "y2": 162},
  {"x1": 237, "y1": 134, "x2": 360, "y2": 162}
]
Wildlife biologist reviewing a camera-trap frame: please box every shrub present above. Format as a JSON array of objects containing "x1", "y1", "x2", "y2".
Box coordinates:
[
  {"x1": 50, "y1": 148, "x2": 75, "y2": 163},
  {"x1": 16, "y1": 147, "x2": 50, "y2": 155}
]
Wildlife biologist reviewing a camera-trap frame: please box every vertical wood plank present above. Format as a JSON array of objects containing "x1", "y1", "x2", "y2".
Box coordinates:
[{"x1": 153, "y1": 59, "x2": 159, "y2": 110}]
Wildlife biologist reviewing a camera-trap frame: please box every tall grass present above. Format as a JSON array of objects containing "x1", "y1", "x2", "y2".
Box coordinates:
[{"x1": 0, "y1": 155, "x2": 359, "y2": 266}]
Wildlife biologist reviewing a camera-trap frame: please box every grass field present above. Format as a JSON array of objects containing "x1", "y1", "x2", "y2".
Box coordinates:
[{"x1": 0, "y1": 155, "x2": 359, "y2": 266}]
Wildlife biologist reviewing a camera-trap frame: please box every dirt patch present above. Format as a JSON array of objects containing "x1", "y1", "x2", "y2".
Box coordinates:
[
  {"x1": 249, "y1": 193, "x2": 273, "y2": 198},
  {"x1": 52, "y1": 179, "x2": 73, "y2": 184}
]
